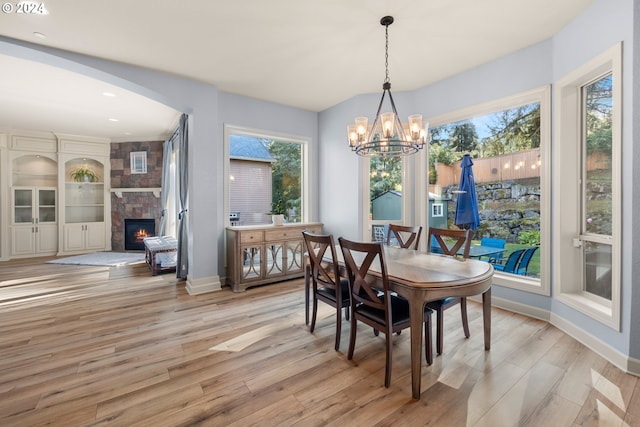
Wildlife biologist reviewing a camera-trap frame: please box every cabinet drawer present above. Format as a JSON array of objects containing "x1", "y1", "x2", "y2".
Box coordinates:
[
  {"x1": 265, "y1": 228, "x2": 303, "y2": 242},
  {"x1": 240, "y1": 231, "x2": 263, "y2": 244}
]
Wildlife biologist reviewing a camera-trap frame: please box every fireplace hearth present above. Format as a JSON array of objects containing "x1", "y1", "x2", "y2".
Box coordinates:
[{"x1": 124, "y1": 218, "x2": 155, "y2": 251}]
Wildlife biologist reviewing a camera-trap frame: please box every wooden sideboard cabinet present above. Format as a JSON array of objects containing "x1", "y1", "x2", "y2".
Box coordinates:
[{"x1": 226, "y1": 223, "x2": 322, "y2": 292}]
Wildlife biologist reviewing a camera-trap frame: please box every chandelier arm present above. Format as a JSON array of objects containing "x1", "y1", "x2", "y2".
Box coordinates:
[
  {"x1": 386, "y1": 88, "x2": 408, "y2": 136},
  {"x1": 367, "y1": 89, "x2": 388, "y2": 140}
]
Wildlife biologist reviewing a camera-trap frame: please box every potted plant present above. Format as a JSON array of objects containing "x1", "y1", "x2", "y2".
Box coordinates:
[
  {"x1": 270, "y1": 199, "x2": 286, "y2": 226},
  {"x1": 71, "y1": 166, "x2": 99, "y2": 183}
]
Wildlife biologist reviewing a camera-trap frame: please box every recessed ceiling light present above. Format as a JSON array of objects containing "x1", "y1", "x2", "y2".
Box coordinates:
[
  {"x1": 33, "y1": 32, "x2": 46, "y2": 39},
  {"x1": 108, "y1": 118, "x2": 119, "y2": 122},
  {"x1": 102, "y1": 92, "x2": 116, "y2": 97},
  {"x1": 124, "y1": 132, "x2": 132, "y2": 135}
]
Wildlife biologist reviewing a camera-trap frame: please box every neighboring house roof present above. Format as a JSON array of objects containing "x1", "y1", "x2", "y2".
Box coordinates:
[
  {"x1": 371, "y1": 190, "x2": 402, "y2": 202},
  {"x1": 372, "y1": 190, "x2": 449, "y2": 202},
  {"x1": 229, "y1": 135, "x2": 274, "y2": 162}
]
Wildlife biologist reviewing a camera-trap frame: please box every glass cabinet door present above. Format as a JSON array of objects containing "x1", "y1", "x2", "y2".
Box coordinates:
[
  {"x1": 241, "y1": 245, "x2": 262, "y2": 280},
  {"x1": 285, "y1": 240, "x2": 304, "y2": 274},
  {"x1": 14, "y1": 188, "x2": 34, "y2": 224},
  {"x1": 265, "y1": 242, "x2": 284, "y2": 277},
  {"x1": 38, "y1": 189, "x2": 56, "y2": 223}
]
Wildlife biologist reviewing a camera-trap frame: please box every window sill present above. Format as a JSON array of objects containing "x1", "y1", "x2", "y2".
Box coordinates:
[
  {"x1": 556, "y1": 291, "x2": 617, "y2": 330},
  {"x1": 492, "y1": 271, "x2": 549, "y2": 296}
]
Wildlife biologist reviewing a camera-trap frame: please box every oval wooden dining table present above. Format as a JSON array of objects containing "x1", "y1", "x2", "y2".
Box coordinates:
[{"x1": 326, "y1": 245, "x2": 494, "y2": 400}]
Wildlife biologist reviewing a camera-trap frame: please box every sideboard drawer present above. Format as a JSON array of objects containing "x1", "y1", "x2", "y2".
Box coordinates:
[
  {"x1": 265, "y1": 228, "x2": 299, "y2": 242},
  {"x1": 240, "y1": 231, "x2": 263, "y2": 244}
]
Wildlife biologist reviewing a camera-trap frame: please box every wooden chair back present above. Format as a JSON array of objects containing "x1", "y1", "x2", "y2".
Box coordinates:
[
  {"x1": 338, "y1": 238, "x2": 389, "y2": 312},
  {"x1": 427, "y1": 227, "x2": 472, "y2": 258},
  {"x1": 302, "y1": 231, "x2": 340, "y2": 292},
  {"x1": 386, "y1": 224, "x2": 422, "y2": 250}
]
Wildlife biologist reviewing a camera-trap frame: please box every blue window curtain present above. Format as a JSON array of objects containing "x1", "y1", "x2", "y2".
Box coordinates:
[{"x1": 176, "y1": 113, "x2": 189, "y2": 279}]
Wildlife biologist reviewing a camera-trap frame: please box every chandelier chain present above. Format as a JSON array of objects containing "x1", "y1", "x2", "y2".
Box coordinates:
[{"x1": 384, "y1": 24, "x2": 390, "y2": 84}]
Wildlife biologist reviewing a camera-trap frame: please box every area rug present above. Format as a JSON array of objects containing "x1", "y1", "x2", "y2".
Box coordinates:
[{"x1": 47, "y1": 252, "x2": 145, "y2": 267}]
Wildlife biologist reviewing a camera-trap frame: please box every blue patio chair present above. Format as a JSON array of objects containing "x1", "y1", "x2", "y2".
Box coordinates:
[
  {"x1": 492, "y1": 248, "x2": 526, "y2": 274},
  {"x1": 429, "y1": 235, "x2": 444, "y2": 254},
  {"x1": 480, "y1": 237, "x2": 506, "y2": 263},
  {"x1": 516, "y1": 246, "x2": 539, "y2": 276}
]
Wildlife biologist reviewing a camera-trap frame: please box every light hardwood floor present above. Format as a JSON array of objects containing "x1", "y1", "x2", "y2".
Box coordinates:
[{"x1": 0, "y1": 257, "x2": 638, "y2": 426}]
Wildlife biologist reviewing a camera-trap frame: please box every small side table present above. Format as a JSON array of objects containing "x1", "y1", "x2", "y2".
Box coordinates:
[{"x1": 143, "y1": 236, "x2": 178, "y2": 275}]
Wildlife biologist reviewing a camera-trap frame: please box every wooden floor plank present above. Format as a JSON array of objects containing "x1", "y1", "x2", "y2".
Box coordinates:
[{"x1": 0, "y1": 256, "x2": 637, "y2": 426}]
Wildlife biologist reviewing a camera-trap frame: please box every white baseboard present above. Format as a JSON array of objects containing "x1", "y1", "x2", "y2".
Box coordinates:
[
  {"x1": 550, "y1": 312, "x2": 638, "y2": 377},
  {"x1": 628, "y1": 355, "x2": 640, "y2": 377},
  {"x1": 469, "y1": 294, "x2": 639, "y2": 377},
  {"x1": 186, "y1": 274, "x2": 222, "y2": 295},
  {"x1": 480, "y1": 295, "x2": 552, "y2": 322}
]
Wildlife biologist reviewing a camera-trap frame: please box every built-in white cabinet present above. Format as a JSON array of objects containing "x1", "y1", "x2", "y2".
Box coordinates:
[
  {"x1": 58, "y1": 134, "x2": 111, "y2": 255},
  {"x1": 2, "y1": 131, "x2": 111, "y2": 259},
  {"x1": 11, "y1": 223, "x2": 58, "y2": 256},
  {"x1": 11, "y1": 187, "x2": 58, "y2": 256},
  {"x1": 63, "y1": 222, "x2": 106, "y2": 252},
  {"x1": 9, "y1": 150, "x2": 59, "y2": 257}
]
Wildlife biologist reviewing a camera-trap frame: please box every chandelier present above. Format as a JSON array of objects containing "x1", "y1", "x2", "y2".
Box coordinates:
[{"x1": 347, "y1": 16, "x2": 428, "y2": 156}]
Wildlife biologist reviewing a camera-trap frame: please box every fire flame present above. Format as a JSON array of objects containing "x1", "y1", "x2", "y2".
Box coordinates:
[{"x1": 134, "y1": 228, "x2": 150, "y2": 242}]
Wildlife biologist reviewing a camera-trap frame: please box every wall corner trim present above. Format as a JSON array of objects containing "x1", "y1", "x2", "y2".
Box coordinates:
[{"x1": 186, "y1": 274, "x2": 222, "y2": 295}]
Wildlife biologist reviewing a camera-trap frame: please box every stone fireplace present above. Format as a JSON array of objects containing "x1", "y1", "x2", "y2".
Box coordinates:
[{"x1": 110, "y1": 140, "x2": 164, "y2": 251}]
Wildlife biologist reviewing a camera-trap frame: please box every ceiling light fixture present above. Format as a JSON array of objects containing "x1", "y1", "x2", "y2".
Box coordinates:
[
  {"x1": 33, "y1": 32, "x2": 46, "y2": 39},
  {"x1": 347, "y1": 16, "x2": 428, "y2": 156}
]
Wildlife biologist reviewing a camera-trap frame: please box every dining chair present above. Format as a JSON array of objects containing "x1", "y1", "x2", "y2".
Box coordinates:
[
  {"x1": 426, "y1": 227, "x2": 472, "y2": 355},
  {"x1": 386, "y1": 224, "x2": 422, "y2": 250},
  {"x1": 302, "y1": 231, "x2": 351, "y2": 351},
  {"x1": 338, "y1": 237, "x2": 433, "y2": 388}
]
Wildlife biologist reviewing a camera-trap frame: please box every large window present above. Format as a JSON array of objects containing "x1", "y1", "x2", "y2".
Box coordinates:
[
  {"x1": 370, "y1": 155, "x2": 403, "y2": 222},
  {"x1": 582, "y1": 74, "x2": 613, "y2": 300},
  {"x1": 224, "y1": 125, "x2": 309, "y2": 227},
  {"x1": 428, "y1": 86, "x2": 550, "y2": 294},
  {"x1": 554, "y1": 44, "x2": 621, "y2": 329}
]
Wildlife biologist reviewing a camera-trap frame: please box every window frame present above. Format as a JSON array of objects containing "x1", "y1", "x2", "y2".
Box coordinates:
[
  {"x1": 553, "y1": 43, "x2": 621, "y2": 330},
  {"x1": 427, "y1": 85, "x2": 551, "y2": 295},
  {"x1": 362, "y1": 154, "x2": 418, "y2": 243},
  {"x1": 130, "y1": 151, "x2": 147, "y2": 174},
  {"x1": 223, "y1": 124, "x2": 310, "y2": 227},
  {"x1": 432, "y1": 203, "x2": 443, "y2": 218}
]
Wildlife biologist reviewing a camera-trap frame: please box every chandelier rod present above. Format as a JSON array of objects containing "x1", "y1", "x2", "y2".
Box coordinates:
[{"x1": 383, "y1": 16, "x2": 391, "y2": 84}]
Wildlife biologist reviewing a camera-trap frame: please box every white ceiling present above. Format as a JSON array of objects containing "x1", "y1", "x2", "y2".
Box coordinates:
[{"x1": 0, "y1": 0, "x2": 593, "y2": 141}]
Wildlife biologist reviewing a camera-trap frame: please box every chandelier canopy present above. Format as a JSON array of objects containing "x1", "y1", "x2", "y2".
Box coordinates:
[{"x1": 347, "y1": 16, "x2": 428, "y2": 156}]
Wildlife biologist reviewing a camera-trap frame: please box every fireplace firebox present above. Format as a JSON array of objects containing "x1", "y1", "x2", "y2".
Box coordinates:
[{"x1": 124, "y1": 218, "x2": 155, "y2": 251}]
